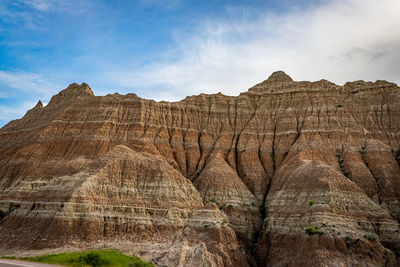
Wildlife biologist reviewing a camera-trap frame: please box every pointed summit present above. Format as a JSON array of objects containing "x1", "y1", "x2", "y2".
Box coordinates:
[
  {"x1": 64, "y1": 82, "x2": 94, "y2": 97},
  {"x1": 23, "y1": 100, "x2": 44, "y2": 118},
  {"x1": 48, "y1": 83, "x2": 94, "y2": 106},
  {"x1": 266, "y1": 71, "x2": 293, "y2": 83},
  {"x1": 247, "y1": 71, "x2": 294, "y2": 93},
  {"x1": 34, "y1": 100, "x2": 43, "y2": 109}
]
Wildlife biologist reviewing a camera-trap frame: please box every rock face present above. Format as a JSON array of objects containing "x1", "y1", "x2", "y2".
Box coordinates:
[{"x1": 0, "y1": 72, "x2": 399, "y2": 266}]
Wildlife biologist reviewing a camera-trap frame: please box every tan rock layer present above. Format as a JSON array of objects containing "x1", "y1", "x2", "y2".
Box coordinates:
[{"x1": 0, "y1": 72, "x2": 399, "y2": 266}]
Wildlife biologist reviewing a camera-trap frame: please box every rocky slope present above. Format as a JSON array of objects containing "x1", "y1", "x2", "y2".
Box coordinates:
[{"x1": 0, "y1": 72, "x2": 399, "y2": 266}]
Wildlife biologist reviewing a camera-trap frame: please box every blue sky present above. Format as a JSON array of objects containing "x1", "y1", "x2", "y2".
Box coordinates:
[{"x1": 1, "y1": 0, "x2": 399, "y2": 127}]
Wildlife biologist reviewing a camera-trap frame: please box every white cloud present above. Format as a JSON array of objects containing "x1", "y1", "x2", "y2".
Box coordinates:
[
  {"x1": 0, "y1": 91, "x2": 10, "y2": 99},
  {"x1": 16, "y1": 0, "x2": 86, "y2": 13},
  {"x1": 0, "y1": 101, "x2": 37, "y2": 120},
  {"x1": 110, "y1": 0, "x2": 400, "y2": 101},
  {"x1": 0, "y1": 0, "x2": 91, "y2": 30},
  {"x1": 138, "y1": 0, "x2": 181, "y2": 10},
  {"x1": 0, "y1": 71, "x2": 60, "y2": 126},
  {"x1": 22, "y1": 0, "x2": 53, "y2": 11},
  {"x1": 0, "y1": 71, "x2": 61, "y2": 99}
]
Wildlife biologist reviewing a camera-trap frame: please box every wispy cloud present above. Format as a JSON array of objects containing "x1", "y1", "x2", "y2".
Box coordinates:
[
  {"x1": 19, "y1": 0, "x2": 54, "y2": 12},
  {"x1": 1, "y1": 0, "x2": 399, "y2": 127},
  {"x1": 0, "y1": 71, "x2": 61, "y2": 98},
  {"x1": 138, "y1": 0, "x2": 181, "y2": 10},
  {"x1": 0, "y1": 101, "x2": 37, "y2": 120},
  {"x1": 0, "y1": 71, "x2": 61, "y2": 126},
  {"x1": 0, "y1": 0, "x2": 90, "y2": 31},
  {"x1": 110, "y1": 0, "x2": 400, "y2": 101},
  {"x1": 15, "y1": 0, "x2": 87, "y2": 13}
]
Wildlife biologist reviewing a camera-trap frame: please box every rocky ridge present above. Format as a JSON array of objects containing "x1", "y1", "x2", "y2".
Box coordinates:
[{"x1": 0, "y1": 71, "x2": 399, "y2": 266}]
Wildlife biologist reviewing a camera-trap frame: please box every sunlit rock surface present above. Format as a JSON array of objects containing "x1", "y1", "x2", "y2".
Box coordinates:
[{"x1": 0, "y1": 72, "x2": 399, "y2": 266}]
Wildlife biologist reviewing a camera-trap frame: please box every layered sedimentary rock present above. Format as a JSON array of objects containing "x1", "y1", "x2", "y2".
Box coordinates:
[{"x1": 0, "y1": 72, "x2": 399, "y2": 266}]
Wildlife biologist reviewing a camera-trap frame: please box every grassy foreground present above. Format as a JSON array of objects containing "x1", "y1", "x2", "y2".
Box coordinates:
[{"x1": 2, "y1": 250, "x2": 154, "y2": 267}]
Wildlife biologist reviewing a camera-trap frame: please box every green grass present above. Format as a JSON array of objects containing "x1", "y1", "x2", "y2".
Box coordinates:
[
  {"x1": 12, "y1": 250, "x2": 154, "y2": 267},
  {"x1": 305, "y1": 225, "x2": 325, "y2": 235},
  {"x1": 308, "y1": 200, "x2": 316, "y2": 206},
  {"x1": 345, "y1": 236, "x2": 360, "y2": 246},
  {"x1": 0, "y1": 256, "x2": 16, "y2": 259}
]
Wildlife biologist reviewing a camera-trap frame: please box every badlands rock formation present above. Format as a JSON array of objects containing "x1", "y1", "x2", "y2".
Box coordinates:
[{"x1": 0, "y1": 71, "x2": 399, "y2": 266}]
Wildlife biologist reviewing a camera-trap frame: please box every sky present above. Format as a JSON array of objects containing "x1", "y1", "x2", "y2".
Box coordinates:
[{"x1": 0, "y1": 0, "x2": 399, "y2": 127}]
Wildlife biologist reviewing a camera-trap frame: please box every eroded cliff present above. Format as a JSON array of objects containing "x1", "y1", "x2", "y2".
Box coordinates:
[{"x1": 0, "y1": 72, "x2": 399, "y2": 266}]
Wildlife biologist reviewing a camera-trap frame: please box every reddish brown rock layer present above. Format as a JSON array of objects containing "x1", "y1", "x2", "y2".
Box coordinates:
[{"x1": 0, "y1": 72, "x2": 399, "y2": 266}]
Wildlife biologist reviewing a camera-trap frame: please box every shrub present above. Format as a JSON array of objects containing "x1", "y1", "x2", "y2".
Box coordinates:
[
  {"x1": 350, "y1": 239, "x2": 360, "y2": 245},
  {"x1": 78, "y1": 252, "x2": 107, "y2": 267},
  {"x1": 345, "y1": 236, "x2": 360, "y2": 246},
  {"x1": 337, "y1": 104, "x2": 343, "y2": 107},
  {"x1": 227, "y1": 204, "x2": 233, "y2": 209},
  {"x1": 209, "y1": 197, "x2": 216, "y2": 203},
  {"x1": 361, "y1": 145, "x2": 366, "y2": 150},
  {"x1": 251, "y1": 202, "x2": 256, "y2": 206},
  {"x1": 204, "y1": 224, "x2": 209, "y2": 228},
  {"x1": 222, "y1": 219, "x2": 228, "y2": 224},
  {"x1": 309, "y1": 200, "x2": 316, "y2": 206},
  {"x1": 305, "y1": 225, "x2": 324, "y2": 235},
  {"x1": 8, "y1": 203, "x2": 20, "y2": 213},
  {"x1": 363, "y1": 234, "x2": 375, "y2": 241}
]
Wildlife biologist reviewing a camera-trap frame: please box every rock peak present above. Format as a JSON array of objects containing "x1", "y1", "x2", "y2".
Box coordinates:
[
  {"x1": 65, "y1": 83, "x2": 94, "y2": 97},
  {"x1": 248, "y1": 71, "x2": 294, "y2": 92},
  {"x1": 48, "y1": 83, "x2": 94, "y2": 106},
  {"x1": 34, "y1": 100, "x2": 43, "y2": 109},
  {"x1": 266, "y1": 71, "x2": 293, "y2": 83}
]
